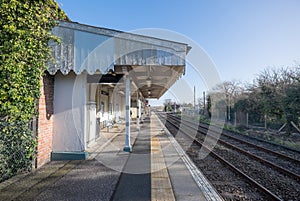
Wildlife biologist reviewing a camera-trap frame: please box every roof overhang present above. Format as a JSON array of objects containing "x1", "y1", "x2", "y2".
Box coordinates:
[{"x1": 48, "y1": 21, "x2": 190, "y2": 99}]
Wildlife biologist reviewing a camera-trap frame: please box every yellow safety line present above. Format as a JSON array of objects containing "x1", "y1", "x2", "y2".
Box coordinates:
[{"x1": 151, "y1": 136, "x2": 176, "y2": 201}]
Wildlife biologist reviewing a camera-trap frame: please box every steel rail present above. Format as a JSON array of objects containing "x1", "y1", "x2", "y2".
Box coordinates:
[{"x1": 166, "y1": 114, "x2": 300, "y2": 181}]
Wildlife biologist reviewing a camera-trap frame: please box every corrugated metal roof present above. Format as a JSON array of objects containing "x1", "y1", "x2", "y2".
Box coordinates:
[{"x1": 48, "y1": 21, "x2": 190, "y2": 99}]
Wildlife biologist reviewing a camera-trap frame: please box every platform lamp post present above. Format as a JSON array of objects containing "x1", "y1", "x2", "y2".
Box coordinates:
[{"x1": 123, "y1": 70, "x2": 132, "y2": 152}]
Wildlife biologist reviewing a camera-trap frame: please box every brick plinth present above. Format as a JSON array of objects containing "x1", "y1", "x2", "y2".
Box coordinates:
[{"x1": 37, "y1": 72, "x2": 54, "y2": 168}]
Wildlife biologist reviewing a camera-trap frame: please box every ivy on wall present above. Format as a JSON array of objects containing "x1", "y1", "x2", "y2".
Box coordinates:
[{"x1": 0, "y1": 0, "x2": 68, "y2": 181}]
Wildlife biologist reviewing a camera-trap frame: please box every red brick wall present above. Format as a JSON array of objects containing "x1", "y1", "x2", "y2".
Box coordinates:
[{"x1": 37, "y1": 72, "x2": 54, "y2": 168}]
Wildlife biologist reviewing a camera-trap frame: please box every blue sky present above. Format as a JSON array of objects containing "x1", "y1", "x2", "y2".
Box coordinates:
[{"x1": 57, "y1": 0, "x2": 300, "y2": 104}]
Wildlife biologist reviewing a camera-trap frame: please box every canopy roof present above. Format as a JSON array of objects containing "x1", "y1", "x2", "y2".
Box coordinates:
[{"x1": 48, "y1": 21, "x2": 190, "y2": 99}]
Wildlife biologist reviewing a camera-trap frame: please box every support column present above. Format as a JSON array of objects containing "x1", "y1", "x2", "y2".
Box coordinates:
[
  {"x1": 123, "y1": 75, "x2": 132, "y2": 152},
  {"x1": 136, "y1": 93, "x2": 140, "y2": 131}
]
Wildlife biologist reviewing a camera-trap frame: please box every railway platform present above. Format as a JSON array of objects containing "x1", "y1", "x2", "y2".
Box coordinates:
[{"x1": 0, "y1": 112, "x2": 222, "y2": 201}]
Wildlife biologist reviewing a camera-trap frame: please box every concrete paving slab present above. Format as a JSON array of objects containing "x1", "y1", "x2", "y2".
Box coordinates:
[{"x1": 167, "y1": 159, "x2": 207, "y2": 201}]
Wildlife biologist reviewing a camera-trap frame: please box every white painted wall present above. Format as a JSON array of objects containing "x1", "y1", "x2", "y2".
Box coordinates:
[
  {"x1": 53, "y1": 71, "x2": 87, "y2": 152},
  {"x1": 86, "y1": 84, "x2": 97, "y2": 147},
  {"x1": 112, "y1": 93, "x2": 125, "y2": 121},
  {"x1": 120, "y1": 95, "x2": 126, "y2": 119}
]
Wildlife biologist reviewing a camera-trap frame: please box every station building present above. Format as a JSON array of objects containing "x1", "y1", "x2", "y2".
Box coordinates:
[{"x1": 36, "y1": 21, "x2": 190, "y2": 167}]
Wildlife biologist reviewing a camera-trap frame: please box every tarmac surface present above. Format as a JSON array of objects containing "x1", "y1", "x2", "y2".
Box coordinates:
[{"x1": 111, "y1": 118, "x2": 151, "y2": 201}]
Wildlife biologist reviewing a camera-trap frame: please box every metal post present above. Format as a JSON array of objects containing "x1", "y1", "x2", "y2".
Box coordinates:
[
  {"x1": 234, "y1": 112, "x2": 237, "y2": 127},
  {"x1": 228, "y1": 95, "x2": 231, "y2": 121},
  {"x1": 264, "y1": 114, "x2": 267, "y2": 129},
  {"x1": 246, "y1": 112, "x2": 249, "y2": 128},
  {"x1": 174, "y1": 102, "x2": 176, "y2": 113},
  {"x1": 136, "y1": 93, "x2": 140, "y2": 131},
  {"x1": 194, "y1": 86, "x2": 196, "y2": 114},
  {"x1": 203, "y1": 91, "x2": 206, "y2": 115},
  {"x1": 123, "y1": 75, "x2": 132, "y2": 152}
]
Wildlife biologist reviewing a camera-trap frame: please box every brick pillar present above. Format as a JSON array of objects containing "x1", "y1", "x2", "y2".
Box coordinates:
[{"x1": 36, "y1": 72, "x2": 54, "y2": 168}]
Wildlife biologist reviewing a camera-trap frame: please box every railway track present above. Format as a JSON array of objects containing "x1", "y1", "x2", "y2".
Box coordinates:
[
  {"x1": 166, "y1": 113, "x2": 300, "y2": 180},
  {"x1": 157, "y1": 112, "x2": 300, "y2": 201}
]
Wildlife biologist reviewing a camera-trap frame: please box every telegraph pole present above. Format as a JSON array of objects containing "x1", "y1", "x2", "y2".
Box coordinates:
[
  {"x1": 203, "y1": 91, "x2": 206, "y2": 115},
  {"x1": 194, "y1": 86, "x2": 196, "y2": 111},
  {"x1": 228, "y1": 95, "x2": 231, "y2": 121}
]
